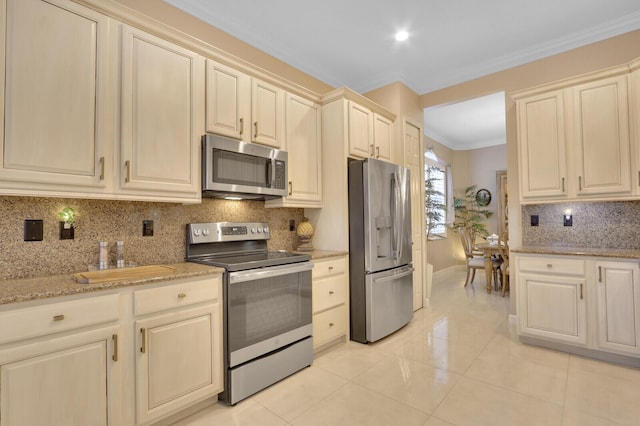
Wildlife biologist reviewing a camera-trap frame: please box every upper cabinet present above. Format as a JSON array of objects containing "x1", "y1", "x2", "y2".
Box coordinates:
[
  {"x1": 266, "y1": 93, "x2": 322, "y2": 208},
  {"x1": 0, "y1": 0, "x2": 115, "y2": 195},
  {"x1": 119, "y1": 26, "x2": 204, "y2": 200},
  {"x1": 347, "y1": 101, "x2": 393, "y2": 162},
  {"x1": 515, "y1": 66, "x2": 635, "y2": 203},
  {"x1": 0, "y1": 0, "x2": 205, "y2": 203},
  {"x1": 205, "y1": 60, "x2": 284, "y2": 149}
]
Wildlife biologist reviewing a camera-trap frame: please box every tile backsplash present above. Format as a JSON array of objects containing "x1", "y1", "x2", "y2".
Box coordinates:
[
  {"x1": 522, "y1": 200, "x2": 640, "y2": 249},
  {"x1": 0, "y1": 196, "x2": 303, "y2": 280}
]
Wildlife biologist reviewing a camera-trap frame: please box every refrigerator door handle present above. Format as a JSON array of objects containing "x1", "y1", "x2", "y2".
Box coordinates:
[
  {"x1": 373, "y1": 267, "x2": 415, "y2": 284},
  {"x1": 391, "y1": 171, "x2": 403, "y2": 261}
]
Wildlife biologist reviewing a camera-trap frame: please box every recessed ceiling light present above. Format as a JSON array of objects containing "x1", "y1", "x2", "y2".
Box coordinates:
[{"x1": 395, "y1": 30, "x2": 409, "y2": 42}]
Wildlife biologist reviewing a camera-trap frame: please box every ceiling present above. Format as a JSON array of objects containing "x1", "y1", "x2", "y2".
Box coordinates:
[{"x1": 165, "y1": 0, "x2": 640, "y2": 149}]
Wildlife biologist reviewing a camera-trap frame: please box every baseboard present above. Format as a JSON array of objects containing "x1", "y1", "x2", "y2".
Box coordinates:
[
  {"x1": 433, "y1": 265, "x2": 463, "y2": 282},
  {"x1": 508, "y1": 314, "x2": 518, "y2": 325}
]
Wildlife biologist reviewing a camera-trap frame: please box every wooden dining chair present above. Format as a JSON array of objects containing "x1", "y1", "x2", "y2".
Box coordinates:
[
  {"x1": 496, "y1": 232, "x2": 509, "y2": 296},
  {"x1": 458, "y1": 228, "x2": 500, "y2": 288}
]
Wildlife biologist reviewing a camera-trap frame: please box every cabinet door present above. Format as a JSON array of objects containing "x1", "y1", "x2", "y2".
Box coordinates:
[
  {"x1": 517, "y1": 272, "x2": 587, "y2": 345},
  {"x1": 595, "y1": 261, "x2": 640, "y2": 356},
  {"x1": 284, "y1": 93, "x2": 321, "y2": 205},
  {"x1": 404, "y1": 119, "x2": 424, "y2": 309},
  {"x1": 205, "y1": 60, "x2": 251, "y2": 140},
  {"x1": 348, "y1": 101, "x2": 374, "y2": 159},
  {"x1": 573, "y1": 75, "x2": 632, "y2": 196},
  {"x1": 373, "y1": 113, "x2": 393, "y2": 162},
  {"x1": 120, "y1": 26, "x2": 204, "y2": 199},
  {"x1": 0, "y1": 326, "x2": 120, "y2": 426},
  {"x1": 136, "y1": 304, "x2": 222, "y2": 425},
  {"x1": 0, "y1": 0, "x2": 113, "y2": 192},
  {"x1": 631, "y1": 66, "x2": 640, "y2": 193},
  {"x1": 517, "y1": 90, "x2": 567, "y2": 200},
  {"x1": 251, "y1": 79, "x2": 284, "y2": 148}
]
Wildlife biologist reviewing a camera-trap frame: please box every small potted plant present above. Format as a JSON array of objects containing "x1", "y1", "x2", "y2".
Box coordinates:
[{"x1": 58, "y1": 206, "x2": 76, "y2": 240}]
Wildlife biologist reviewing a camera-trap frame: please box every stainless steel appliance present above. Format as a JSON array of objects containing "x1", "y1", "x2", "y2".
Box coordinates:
[
  {"x1": 186, "y1": 222, "x2": 312, "y2": 405},
  {"x1": 348, "y1": 158, "x2": 414, "y2": 343},
  {"x1": 202, "y1": 133, "x2": 288, "y2": 200}
]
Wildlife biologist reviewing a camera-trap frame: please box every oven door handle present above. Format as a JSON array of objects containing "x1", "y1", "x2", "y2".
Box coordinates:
[{"x1": 229, "y1": 261, "x2": 313, "y2": 284}]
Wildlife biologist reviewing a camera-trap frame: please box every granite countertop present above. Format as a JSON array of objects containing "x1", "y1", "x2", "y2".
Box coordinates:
[
  {"x1": 0, "y1": 262, "x2": 224, "y2": 306},
  {"x1": 292, "y1": 249, "x2": 349, "y2": 260},
  {"x1": 512, "y1": 246, "x2": 640, "y2": 260}
]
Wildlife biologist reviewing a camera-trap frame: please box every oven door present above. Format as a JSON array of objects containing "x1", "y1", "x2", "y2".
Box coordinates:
[{"x1": 227, "y1": 261, "x2": 312, "y2": 367}]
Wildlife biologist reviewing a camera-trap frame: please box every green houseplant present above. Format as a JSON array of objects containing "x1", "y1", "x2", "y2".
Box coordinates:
[
  {"x1": 425, "y1": 165, "x2": 446, "y2": 239},
  {"x1": 451, "y1": 184, "x2": 493, "y2": 242}
]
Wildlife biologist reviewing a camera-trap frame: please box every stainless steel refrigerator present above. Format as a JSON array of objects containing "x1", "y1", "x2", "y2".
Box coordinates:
[{"x1": 348, "y1": 158, "x2": 414, "y2": 343}]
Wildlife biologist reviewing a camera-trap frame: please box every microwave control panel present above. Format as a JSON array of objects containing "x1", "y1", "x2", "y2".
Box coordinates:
[{"x1": 274, "y1": 160, "x2": 286, "y2": 189}]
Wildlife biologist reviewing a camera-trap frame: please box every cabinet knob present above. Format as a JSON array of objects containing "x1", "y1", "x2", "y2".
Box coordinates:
[
  {"x1": 546, "y1": 264, "x2": 552, "y2": 268},
  {"x1": 328, "y1": 266, "x2": 334, "y2": 270},
  {"x1": 329, "y1": 322, "x2": 335, "y2": 327},
  {"x1": 329, "y1": 291, "x2": 335, "y2": 295},
  {"x1": 178, "y1": 293, "x2": 187, "y2": 299},
  {"x1": 53, "y1": 314, "x2": 65, "y2": 321}
]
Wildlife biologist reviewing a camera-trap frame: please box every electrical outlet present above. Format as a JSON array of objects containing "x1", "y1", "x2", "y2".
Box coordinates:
[
  {"x1": 289, "y1": 219, "x2": 296, "y2": 232},
  {"x1": 142, "y1": 220, "x2": 154, "y2": 236},
  {"x1": 530, "y1": 215, "x2": 539, "y2": 226},
  {"x1": 563, "y1": 214, "x2": 573, "y2": 227},
  {"x1": 24, "y1": 220, "x2": 43, "y2": 241}
]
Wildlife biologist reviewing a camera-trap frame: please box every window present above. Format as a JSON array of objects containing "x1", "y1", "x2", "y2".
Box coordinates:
[{"x1": 425, "y1": 150, "x2": 448, "y2": 239}]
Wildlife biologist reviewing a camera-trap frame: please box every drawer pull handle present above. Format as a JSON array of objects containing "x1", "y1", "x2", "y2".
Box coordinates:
[
  {"x1": 376, "y1": 146, "x2": 380, "y2": 158},
  {"x1": 239, "y1": 118, "x2": 244, "y2": 136},
  {"x1": 178, "y1": 293, "x2": 187, "y2": 299},
  {"x1": 329, "y1": 322, "x2": 335, "y2": 327},
  {"x1": 140, "y1": 328, "x2": 147, "y2": 353},
  {"x1": 288, "y1": 181, "x2": 293, "y2": 196},
  {"x1": 328, "y1": 266, "x2": 334, "y2": 270},
  {"x1": 598, "y1": 266, "x2": 602, "y2": 283},
  {"x1": 546, "y1": 264, "x2": 552, "y2": 268},
  {"x1": 578, "y1": 176, "x2": 582, "y2": 191},
  {"x1": 254, "y1": 121, "x2": 258, "y2": 139},
  {"x1": 329, "y1": 291, "x2": 335, "y2": 295},
  {"x1": 53, "y1": 314, "x2": 65, "y2": 321},
  {"x1": 562, "y1": 177, "x2": 565, "y2": 192},
  {"x1": 370, "y1": 144, "x2": 375, "y2": 157},
  {"x1": 112, "y1": 334, "x2": 118, "y2": 362}
]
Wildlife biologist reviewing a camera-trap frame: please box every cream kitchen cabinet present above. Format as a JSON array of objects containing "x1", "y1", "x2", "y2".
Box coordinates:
[
  {"x1": 266, "y1": 93, "x2": 322, "y2": 208},
  {"x1": 0, "y1": 293, "x2": 122, "y2": 426},
  {"x1": 348, "y1": 101, "x2": 393, "y2": 162},
  {"x1": 595, "y1": 261, "x2": 640, "y2": 356},
  {"x1": 0, "y1": 0, "x2": 116, "y2": 196},
  {"x1": 312, "y1": 256, "x2": 349, "y2": 351},
  {"x1": 516, "y1": 255, "x2": 588, "y2": 346},
  {"x1": 134, "y1": 276, "x2": 223, "y2": 425},
  {"x1": 205, "y1": 59, "x2": 284, "y2": 149},
  {"x1": 119, "y1": 25, "x2": 204, "y2": 201},
  {"x1": 631, "y1": 60, "x2": 640, "y2": 192},
  {"x1": 515, "y1": 69, "x2": 634, "y2": 203}
]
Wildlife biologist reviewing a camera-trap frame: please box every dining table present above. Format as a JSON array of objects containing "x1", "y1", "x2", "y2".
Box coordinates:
[{"x1": 475, "y1": 243, "x2": 506, "y2": 294}]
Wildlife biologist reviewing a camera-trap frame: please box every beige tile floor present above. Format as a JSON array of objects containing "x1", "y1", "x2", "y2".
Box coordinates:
[{"x1": 173, "y1": 270, "x2": 640, "y2": 426}]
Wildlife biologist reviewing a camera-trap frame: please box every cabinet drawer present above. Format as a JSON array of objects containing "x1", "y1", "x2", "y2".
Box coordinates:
[
  {"x1": 313, "y1": 305, "x2": 347, "y2": 348},
  {"x1": 0, "y1": 294, "x2": 120, "y2": 345},
  {"x1": 313, "y1": 274, "x2": 347, "y2": 313},
  {"x1": 135, "y1": 276, "x2": 221, "y2": 316},
  {"x1": 518, "y1": 256, "x2": 585, "y2": 276},
  {"x1": 313, "y1": 257, "x2": 347, "y2": 280}
]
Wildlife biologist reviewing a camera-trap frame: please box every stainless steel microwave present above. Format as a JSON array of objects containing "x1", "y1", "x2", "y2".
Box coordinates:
[{"x1": 202, "y1": 134, "x2": 288, "y2": 200}]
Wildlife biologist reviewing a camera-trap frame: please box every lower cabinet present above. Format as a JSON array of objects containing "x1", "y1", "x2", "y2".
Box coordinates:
[
  {"x1": 0, "y1": 274, "x2": 224, "y2": 426},
  {"x1": 516, "y1": 254, "x2": 640, "y2": 359},
  {"x1": 595, "y1": 261, "x2": 640, "y2": 356},
  {"x1": 312, "y1": 256, "x2": 349, "y2": 350},
  {"x1": 0, "y1": 294, "x2": 122, "y2": 426}
]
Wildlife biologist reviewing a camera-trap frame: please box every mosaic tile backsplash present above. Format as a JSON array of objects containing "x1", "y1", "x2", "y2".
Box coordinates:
[
  {"x1": 522, "y1": 201, "x2": 640, "y2": 249},
  {"x1": 0, "y1": 196, "x2": 303, "y2": 280}
]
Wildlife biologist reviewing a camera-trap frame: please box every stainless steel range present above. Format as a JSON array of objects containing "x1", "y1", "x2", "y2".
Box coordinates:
[{"x1": 186, "y1": 222, "x2": 313, "y2": 405}]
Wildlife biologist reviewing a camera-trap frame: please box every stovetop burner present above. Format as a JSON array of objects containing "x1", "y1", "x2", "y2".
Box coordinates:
[{"x1": 186, "y1": 222, "x2": 311, "y2": 271}]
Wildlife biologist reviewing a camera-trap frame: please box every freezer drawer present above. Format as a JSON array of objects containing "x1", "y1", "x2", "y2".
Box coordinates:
[{"x1": 366, "y1": 265, "x2": 414, "y2": 342}]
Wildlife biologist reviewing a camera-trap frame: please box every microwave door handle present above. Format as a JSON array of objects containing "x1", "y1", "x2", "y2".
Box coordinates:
[{"x1": 266, "y1": 159, "x2": 273, "y2": 188}]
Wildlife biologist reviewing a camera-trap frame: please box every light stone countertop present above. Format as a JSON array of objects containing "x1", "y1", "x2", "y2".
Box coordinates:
[
  {"x1": 0, "y1": 262, "x2": 224, "y2": 306},
  {"x1": 512, "y1": 246, "x2": 640, "y2": 260},
  {"x1": 293, "y1": 250, "x2": 349, "y2": 260}
]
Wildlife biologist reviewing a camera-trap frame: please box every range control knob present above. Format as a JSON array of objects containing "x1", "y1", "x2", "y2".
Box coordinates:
[
  {"x1": 264, "y1": 226, "x2": 270, "y2": 234},
  {"x1": 193, "y1": 229, "x2": 201, "y2": 236},
  {"x1": 251, "y1": 228, "x2": 257, "y2": 234},
  {"x1": 257, "y1": 227, "x2": 263, "y2": 233},
  {"x1": 202, "y1": 228, "x2": 210, "y2": 236}
]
